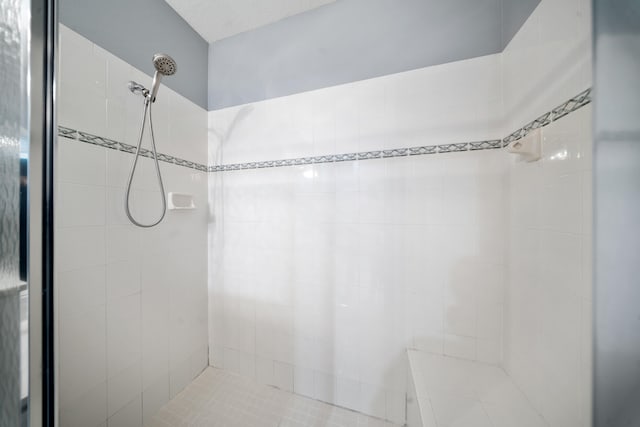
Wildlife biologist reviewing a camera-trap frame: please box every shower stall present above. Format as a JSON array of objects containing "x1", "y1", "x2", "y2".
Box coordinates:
[{"x1": 3, "y1": 0, "x2": 640, "y2": 426}]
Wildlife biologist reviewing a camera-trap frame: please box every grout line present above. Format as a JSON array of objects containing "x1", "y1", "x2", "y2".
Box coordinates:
[{"x1": 58, "y1": 88, "x2": 591, "y2": 174}]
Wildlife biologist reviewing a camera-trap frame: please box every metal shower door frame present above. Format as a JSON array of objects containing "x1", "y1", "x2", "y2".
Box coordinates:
[{"x1": 29, "y1": 0, "x2": 57, "y2": 425}]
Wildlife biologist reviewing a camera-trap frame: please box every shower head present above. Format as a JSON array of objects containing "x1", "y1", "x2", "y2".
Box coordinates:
[
  {"x1": 153, "y1": 53, "x2": 177, "y2": 76},
  {"x1": 149, "y1": 53, "x2": 177, "y2": 103}
]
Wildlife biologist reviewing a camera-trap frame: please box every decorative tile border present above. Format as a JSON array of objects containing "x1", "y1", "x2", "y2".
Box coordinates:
[
  {"x1": 409, "y1": 146, "x2": 437, "y2": 156},
  {"x1": 503, "y1": 88, "x2": 591, "y2": 146},
  {"x1": 59, "y1": 88, "x2": 591, "y2": 174},
  {"x1": 470, "y1": 140, "x2": 503, "y2": 151},
  {"x1": 551, "y1": 88, "x2": 591, "y2": 121},
  {"x1": 57, "y1": 126, "x2": 209, "y2": 172},
  {"x1": 211, "y1": 88, "x2": 591, "y2": 172},
  {"x1": 206, "y1": 140, "x2": 498, "y2": 172}
]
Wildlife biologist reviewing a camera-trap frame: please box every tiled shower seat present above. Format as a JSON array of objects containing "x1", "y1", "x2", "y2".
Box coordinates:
[{"x1": 407, "y1": 350, "x2": 547, "y2": 427}]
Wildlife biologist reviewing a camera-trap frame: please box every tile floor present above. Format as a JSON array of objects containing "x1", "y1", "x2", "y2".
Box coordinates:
[
  {"x1": 146, "y1": 368, "x2": 399, "y2": 427},
  {"x1": 408, "y1": 351, "x2": 548, "y2": 427}
]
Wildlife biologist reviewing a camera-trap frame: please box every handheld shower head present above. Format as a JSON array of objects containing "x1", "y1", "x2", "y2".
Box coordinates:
[
  {"x1": 153, "y1": 53, "x2": 177, "y2": 75},
  {"x1": 149, "y1": 53, "x2": 177, "y2": 103}
]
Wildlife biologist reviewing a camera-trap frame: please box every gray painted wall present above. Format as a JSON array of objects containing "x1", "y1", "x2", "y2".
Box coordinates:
[
  {"x1": 208, "y1": 0, "x2": 540, "y2": 110},
  {"x1": 501, "y1": 0, "x2": 540, "y2": 48},
  {"x1": 60, "y1": 0, "x2": 208, "y2": 109},
  {"x1": 594, "y1": 0, "x2": 640, "y2": 425}
]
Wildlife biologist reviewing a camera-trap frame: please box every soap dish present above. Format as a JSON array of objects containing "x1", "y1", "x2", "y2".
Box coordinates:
[
  {"x1": 168, "y1": 192, "x2": 195, "y2": 210},
  {"x1": 507, "y1": 128, "x2": 542, "y2": 162}
]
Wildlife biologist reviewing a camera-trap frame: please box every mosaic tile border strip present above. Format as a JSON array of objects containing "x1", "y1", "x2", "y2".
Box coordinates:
[
  {"x1": 211, "y1": 88, "x2": 591, "y2": 172},
  {"x1": 208, "y1": 140, "x2": 503, "y2": 172},
  {"x1": 57, "y1": 127, "x2": 209, "y2": 172},
  {"x1": 58, "y1": 88, "x2": 591, "y2": 174},
  {"x1": 503, "y1": 88, "x2": 591, "y2": 146}
]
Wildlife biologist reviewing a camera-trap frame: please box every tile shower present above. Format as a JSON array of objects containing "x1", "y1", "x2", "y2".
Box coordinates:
[
  {"x1": 55, "y1": 0, "x2": 593, "y2": 426},
  {"x1": 56, "y1": 25, "x2": 209, "y2": 427}
]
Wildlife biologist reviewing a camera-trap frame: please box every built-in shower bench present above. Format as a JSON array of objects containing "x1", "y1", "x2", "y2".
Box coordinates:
[{"x1": 406, "y1": 350, "x2": 547, "y2": 427}]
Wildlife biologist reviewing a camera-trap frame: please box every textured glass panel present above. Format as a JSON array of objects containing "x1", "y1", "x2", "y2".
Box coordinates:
[{"x1": 0, "y1": 0, "x2": 28, "y2": 425}]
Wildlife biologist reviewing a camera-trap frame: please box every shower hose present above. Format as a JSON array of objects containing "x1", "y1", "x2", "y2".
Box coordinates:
[{"x1": 124, "y1": 97, "x2": 167, "y2": 228}]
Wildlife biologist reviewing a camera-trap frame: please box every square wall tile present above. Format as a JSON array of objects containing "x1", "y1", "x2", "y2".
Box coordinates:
[{"x1": 444, "y1": 334, "x2": 476, "y2": 360}]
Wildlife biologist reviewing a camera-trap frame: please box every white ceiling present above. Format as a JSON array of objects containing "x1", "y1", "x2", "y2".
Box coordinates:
[{"x1": 165, "y1": 0, "x2": 336, "y2": 43}]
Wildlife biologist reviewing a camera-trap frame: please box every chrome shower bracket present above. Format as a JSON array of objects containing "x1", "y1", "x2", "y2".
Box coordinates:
[{"x1": 128, "y1": 80, "x2": 149, "y2": 99}]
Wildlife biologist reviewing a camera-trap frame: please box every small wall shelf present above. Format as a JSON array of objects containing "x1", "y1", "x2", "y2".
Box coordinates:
[
  {"x1": 507, "y1": 128, "x2": 542, "y2": 162},
  {"x1": 168, "y1": 192, "x2": 196, "y2": 210}
]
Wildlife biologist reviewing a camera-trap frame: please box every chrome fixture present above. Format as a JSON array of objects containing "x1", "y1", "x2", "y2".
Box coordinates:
[
  {"x1": 127, "y1": 53, "x2": 177, "y2": 104},
  {"x1": 127, "y1": 80, "x2": 148, "y2": 98},
  {"x1": 149, "y1": 53, "x2": 177, "y2": 103},
  {"x1": 124, "y1": 53, "x2": 177, "y2": 228}
]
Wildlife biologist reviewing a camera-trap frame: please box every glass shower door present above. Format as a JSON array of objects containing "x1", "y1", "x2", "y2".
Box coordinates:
[
  {"x1": 0, "y1": 0, "x2": 31, "y2": 424},
  {"x1": 1, "y1": 0, "x2": 57, "y2": 425}
]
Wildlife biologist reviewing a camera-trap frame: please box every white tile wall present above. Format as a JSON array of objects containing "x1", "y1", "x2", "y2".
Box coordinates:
[
  {"x1": 504, "y1": 105, "x2": 592, "y2": 427},
  {"x1": 208, "y1": 53, "x2": 503, "y2": 165},
  {"x1": 56, "y1": 25, "x2": 209, "y2": 427},
  {"x1": 208, "y1": 1, "x2": 593, "y2": 425},
  {"x1": 58, "y1": 25, "x2": 208, "y2": 164},
  {"x1": 502, "y1": 1, "x2": 593, "y2": 426},
  {"x1": 55, "y1": 1, "x2": 593, "y2": 425},
  {"x1": 208, "y1": 53, "x2": 508, "y2": 423},
  {"x1": 502, "y1": 0, "x2": 592, "y2": 134}
]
